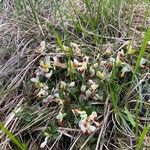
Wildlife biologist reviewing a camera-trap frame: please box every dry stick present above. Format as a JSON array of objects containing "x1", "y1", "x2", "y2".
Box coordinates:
[
  {"x1": 69, "y1": 134, "x2": 82, "y2": 150},
  {"x1": 79, "y1": 133, "x2": 94, "y2": 150},
  {"x1": 95, "y1": 98, "x2": 110, "y2": 150}
]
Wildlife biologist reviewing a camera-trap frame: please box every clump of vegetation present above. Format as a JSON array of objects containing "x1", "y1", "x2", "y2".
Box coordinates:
[{"x1": 0, "y1": 0, "x2": 150, "y2": 149}]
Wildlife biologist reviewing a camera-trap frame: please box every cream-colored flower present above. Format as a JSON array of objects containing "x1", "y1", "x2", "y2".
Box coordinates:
[
  {"x1": 40, "y1": 136, "x2": 48, "y2": 148},
  {"x1": 79, "y1": 118, "x2": 87, "y2": 133},
  {"x1": 116, "y1": 50, "x2": 124, "y2": 65},
  {"x1": 89, "y1": 67, "x2": 95, "y2": 77},
  {"x1": 93, "y1": 63, "x2": 99, "y2": 68},
  {"x1": 81, "y1": 85, "x2": 86, "y2": 92},
  {"x1": 96, "y1": 71, "x2": 105, "y2": 80},
  {"x1": 31, "y1": 77, "x2": 39, "y2": 84},
  {"x1": 36, "y1": 89, "x2": 48, "y2": 97},
  {"x1": 105, "y1": 47, "x2": 113, "y2": 56},
  {"x1": 60, "y1": 81, "x2": 67, "y2": 89},
  {"x1": 73, "y1": 59, "x2": 82, "y2": 66},
  {"x1": 56, "y1": 112, "x2": 66, "y2": 123},
  {"x1": 69, "y1": 82, "x2": 75, "y2": 87},
  {"x1": 39, "y1": 56, "x2": 51, "y2": 73},
  {"x1": 85, "y1": 89, "x2": 92, "y2": 98},
  {"x1": 90, "y1": 84, "x2": 99, "y2": 91},
  {"x1": 93, "y1": 94, "x2": 101, "y2": 100},
  {"x1": 45, "y1": 70, "x2": 53, "y2": 78},
  {"x1": 77, "y1": 56, "x2": 89, "y2": 72},
  {"x1": 78, "y1": 111, "x2": 99, "y2": 133},
  {"x1": 88, "y1": 79, "x2": 95, "y2": 85},
  {"x1": 140, "y1": 58, "x2": 147, "y2": 68},
  {"x1": 120, "y1": 66, "x2": 131, "y2": 77}
]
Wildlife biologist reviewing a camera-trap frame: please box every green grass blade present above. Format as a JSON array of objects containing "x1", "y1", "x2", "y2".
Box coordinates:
[
  {"x1": 0, "y1": 122, "x2": 26, "y2": 150},
  {"x1": 137, "y1": 125, "x2": 150, "y2": 150}
]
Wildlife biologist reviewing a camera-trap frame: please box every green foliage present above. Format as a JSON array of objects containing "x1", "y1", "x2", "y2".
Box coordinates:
[{"x1": 0, "y1": 123, "x2": 27, "y2": 150}]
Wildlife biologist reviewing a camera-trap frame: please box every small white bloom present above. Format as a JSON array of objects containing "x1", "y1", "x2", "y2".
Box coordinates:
[
  {"x1": 140, "y1": 58, "x2": 147, "y2": 68},
  {"x1": 39, "y1": 56, "x2": 51, "y2": 73},
  {"x1": 147, "y1": 41, "x2": 150, "y2": 45},
  {"x1": 81, "y1": 85, "x2": 86, "y2": 92},
  {"x1": 40, "y1": 137, "x2": 48, "y2": 148},
  {"x1": 74, "y1": 59, "x2": 82, "y2": 66},
  {"x1": 89, "y1": 111, "x2": 97, "y2": 120},
  {"x1": 120, "y1": 66, "x2": 131, "y2": 77},
  {"x1": 91, "y1": 84, "x2": 99, "y2": 91},
  {"x1": 80, "y1": 111, "x2": 88, "y2": 119},
  {"x1": 69, "y1": 82, "x2": 75, "y2": 87},
  {"x1": 45, "y1": 70, "x2": 53, "y2": 78},
  {"x1": 109, "y1": 57, "x2": 115, "y2": 63},
  {"x1": 54, "y1": 93, "x2": 60, "y2": 98},
  {"x1": 37, "y1": 89, "x2": 48, "y2": 97},
  {"x1": 89, "y1": 68, "x2": 95, "y2": 77},
  {"x1": 56, "y1": 112, "x2": 66, "y2": 123},
  {"x1": 60, "y1": 81, "x2": 67, "y2": 89},
  {"x1": 93, "y1": 63, "x2": 99, "y2": 68},
  {"x1": 85, "y1": 89, "x2": 92, "y2": 98},
  {"x1": 79, "y1": 118, "x2": 87, "y2": 133},
  {"x1": 88, "y1": 124, "x2": 96, "y2": 133},
  {"x1": 31, "y1": 77, "x2": 39, "y2": 83},
  {"x1": 77, "y1": 56, "x2": 89, "y2": 72},
  {"x1": 88, "y1": 79, "x2": 95, "y2": 85},
  {"x1": 93, "y1": 94, "x2": 101, "y2": 100}
]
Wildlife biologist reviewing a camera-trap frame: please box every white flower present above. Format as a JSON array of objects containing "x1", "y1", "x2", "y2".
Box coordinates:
[
  {"x1": 87, "y1": 125, "x2": 96, "y2": 133},
  {"x1": 56, "y1": 112, "x2": 66, "y2": 123},
  {"x1": 89, "y1": 111, "x2": 100, "y2": 127},
  {"x1": 140, "y1": 58, "x2": 147, "y2": 68},
  {"x1": 36, "y1": 89, "x2": 48, "y2": 97},
  {"x1": 79, "y1": 118, "x2": 88, "y2": 133},
  {"x1": 85, "y1": 89, "x2": 92, "y2": 98},
  {"x1": 116, "y1": 50, "x2": 124, "y2": 64},
  {"x1": 40, "y1": 137, "x2": 48, "y2": 148},
  {"x1": 75, "y1": 110, "x2": 100, "y2": 133},
  {"x1": 93, "y1": 94, "x2": 101, "y2": 100},
  {"x1": 120, "y1": 66, "x2": 131, "y2": 77},
  {"x1": 88, "y1": 79, "x2": 95, "y2": 85},
  {"x1": 90, "y1": 84, "x2": 99, "y2": 91},
  {"x1": 89, "y1": 111, "x2": 97, "y2": 120},
  {"x1": 79, "y1": 116, "x2": 97, "y2": 133},
  {"x1": 69, "y1": 82, "x2": 75, "y2": 87},
  {"x1": 89, "y1": 67, "x2": 95, "y2": 77},
  {"x1": 31, "y1": 77, "x2": 39, "y2": 83},
  {"x1": 54, "y1": 93, "x2": 60, "y2": 98},
  {"x1": 77, "y1": 56, "x2": 89, "y2": 72},
  {"x1": 93, "y1": 63, "x2": 99, "y2": 68},
  {"x1": 60, "y1": 81, "x2": 67, "y2": 89},
  {"x1": 74, "y1": 59, "x2": 82, "y2": 66},
  {"x1": 39, "y1": 56, "x2": 51, "y2": 73},
  {"x1": 45, "y1": 70, "x2": 53, "y2": 78},
  {"x1": 81, "y1": 85, "x2": 86, "y2": 92}
]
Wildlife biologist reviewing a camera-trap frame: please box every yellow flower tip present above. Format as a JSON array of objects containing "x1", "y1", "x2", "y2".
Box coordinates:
[
  {"x1": 127, "y1": 48, "x2": 137, "y2": 55},
  {"x1": 96, "y1": 71, "x2": 105, "y2": 79},
  {"x1": 105, "y1": 48, "x2": 113, "y2": 56}
]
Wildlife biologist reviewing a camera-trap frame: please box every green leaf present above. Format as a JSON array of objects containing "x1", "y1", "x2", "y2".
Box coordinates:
[
  {"x1": 137, "y1": 125, "x2": 150, "y2": 150},
  {"x1": 124, "y1": 107, "x2": 136, "y2": 127}
]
